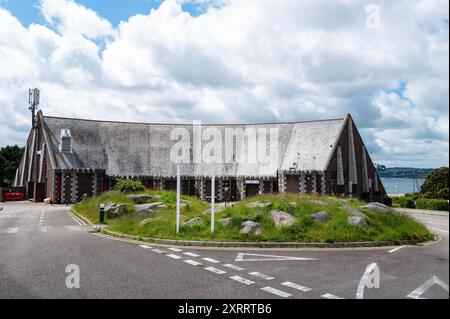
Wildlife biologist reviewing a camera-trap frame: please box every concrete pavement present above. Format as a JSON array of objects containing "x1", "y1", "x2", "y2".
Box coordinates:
[{"x1": 0, "y1": 201, "x2": 448, "y2": 299}]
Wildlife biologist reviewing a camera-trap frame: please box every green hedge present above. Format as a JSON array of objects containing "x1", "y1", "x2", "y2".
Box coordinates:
[
  {"x1": 416, "y1": 198, "x2": 448, "y2": 211},
  {"x1": 396, "y1": 197, "x2": 416, "y2": 209}
]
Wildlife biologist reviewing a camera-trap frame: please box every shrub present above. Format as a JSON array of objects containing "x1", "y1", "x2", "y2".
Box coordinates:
[
  {"x1": 416, "y1": 198, "x2": 448, "y2": 211},
  {"x1": 397, "y1": 197, "x2": 416, "y2": 209},
  {"x1": 420, "y1": 167, "x2": 449, "y2": 199},
  {"x1": 114, "y1": 179, "x2": 145, "y2": 193}
]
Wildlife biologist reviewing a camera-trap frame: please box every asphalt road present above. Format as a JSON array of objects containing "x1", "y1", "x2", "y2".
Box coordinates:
[{"x1": 0, "y1": 201, "x2": 448, "y2": 299}]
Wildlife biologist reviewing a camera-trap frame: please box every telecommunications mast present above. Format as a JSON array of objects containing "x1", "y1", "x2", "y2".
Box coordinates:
[{"x1": 29, "y1": 88, "x2": 40, "y2": 128}]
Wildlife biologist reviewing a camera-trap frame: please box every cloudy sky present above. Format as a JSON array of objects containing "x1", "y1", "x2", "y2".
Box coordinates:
[{"x1": 0, "y1": 0, "x2": 448, "y2": 168}]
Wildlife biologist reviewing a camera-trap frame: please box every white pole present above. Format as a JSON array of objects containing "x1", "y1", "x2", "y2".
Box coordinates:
[
  {"x1": 176, "y1": 164, "x2": 180, "y2": 233},
  {"x1": 211, "y1": 172, "x2": 215, "y2": 234}
]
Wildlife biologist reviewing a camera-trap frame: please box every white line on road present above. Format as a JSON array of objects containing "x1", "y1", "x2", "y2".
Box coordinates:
[
  {"x1": 249, "y1": 272, "x2": 274, "y2": 280},
  {"x1": 261, "y1": 287, "x2": 292, "y2": 298},
  {"x1": 40, "y1": 227, "x2": 49, "y2": 232},
  {"x1": 66, "y1": 211, "x2": 83, "y2": 226},
  {"x1": 184, "y1": 260, "x2": 203, "y2": 266},
  {"x1": 168, "y1": 247, "x2": 183, "y2": 252},
  {"x1": 321, "y1": 293, "x2": 344, "y2": 299},
  {"x1": 183, "y1": 252, "x2": 200, "y2": 258},
  {"x1": 388, "y1": 246, "x2": 405, "y2": 253},
  {"x1": 205, "y1": 267, "x2": 226, "y2": 275},
  {"x1": 167, "y1": 254, "x2": 182, "y2": 260},
  {"x1": 7, "y1": 227, "x2": 18, "y2": 233},
  {"x1": 281, "y1": 281, "x2": 312, "y2": 292},
  {"x1": 202, "y1": 257, "x2": 220, "y2": 263},
  {"x1": 139, "y1": 245, "x2": 152, "y2": 249},
  {"x1": 223, "y1": 264, "x2": 245, "y2": 271},
  {"x1": 356, "y1": 263, "x2": 379, "y2": 299},
  {"x1": 152, "y1": 249, "x2": 166, "y2": 254},
  {"x1": 406, "y1": 276, "x2": 449, "y2": 299},
  {"x1": 431, "y1": 227, "x2": 449, "y2": 234},
  {"x1": 229, "y1": 276, "x2": 255, "y2": 285}
]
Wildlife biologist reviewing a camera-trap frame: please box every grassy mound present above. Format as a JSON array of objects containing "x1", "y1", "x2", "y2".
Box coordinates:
[{"x1": 73, "y1": 191, "x2": 433, "y2": 243}]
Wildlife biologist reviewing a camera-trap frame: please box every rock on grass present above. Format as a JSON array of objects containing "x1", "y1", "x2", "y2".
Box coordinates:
[
  {"x1": 240, "y1": 221, "x2": 263, "y2": 235},
  {"x1": 311, "y1": 211, "x2": 330, "y2": 223},
  {"x1": 348, "y1": 216, "x2": 368, "y2": 228},
  {"x1": 361, "y1": 202, "x2": 393, "y2": 213},
  {"x1": 270, "y1": 210, "x2": 295, "y2": 227},
  {"x1": 183, "y1": 217, "x2": 204, "y2": 227}
]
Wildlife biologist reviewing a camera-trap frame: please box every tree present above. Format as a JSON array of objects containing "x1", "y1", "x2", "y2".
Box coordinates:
[
  {"x1": 0, "y1": 145, "x2": 24, "y2": 188},
  {"x1": 420, "y1": 167, "x2": 449, "y2": 200}
]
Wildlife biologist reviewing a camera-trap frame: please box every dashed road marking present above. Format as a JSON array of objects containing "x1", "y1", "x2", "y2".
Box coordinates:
[
  {"x1": 261, "y1": 287, "x2": 292, "y2": 298},
  {"x1": 223, "y1": 264, "x2": 245, "y2": 271},
  {"x1": 388, "y1": 246, "x2": 405, "y2": 253},
  {"x1": 281, "y1": 281, "x2": 312, "y2": 292},
  {"x1": 152, "y1": 249, "x2": 166, "y2": 254},
  {"x1": 168, "y1": 247, "x2": 183, "y2": 252},
  {"x1": 7, "y1": 227, "x2": 19, "y2": 233},
  {"x1": 183, "y1": 252, "x2": 200, "y2": 258},
  {"x1": 202, "y1": 257, "x2": 220, "y2": 263},
  {"x1": 184, "y1": 260, "x2": 203, "y2": 266},
  {"x1": 321, "y1": 293, "x2": 344, "y2": 299},
  {"x1": 65, "y1": 225, "x2": 82, "y2": 231},
  {"x1": 205, "y1": 267, "x2": 226, "y2": 275},
  {"x1": 139, "y1": 245, "x2": 152, "y2": 249},
  {"x1": 167, "y1": 254, "x2": 182, "y2": 260},
  {"x1": 249, "y1": 272, "x2": 274, "y2": 280},
  {"x1": 229, "y1": 276, "x2": 255, "y2": 285},
  {"x1": 40, "y1": 227, "x2": 50, "y2": 232}
]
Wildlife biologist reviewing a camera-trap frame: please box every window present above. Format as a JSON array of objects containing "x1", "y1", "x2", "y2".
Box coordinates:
[{"x1": 60, "y1": 129, "x2": 72, "y2": 153}]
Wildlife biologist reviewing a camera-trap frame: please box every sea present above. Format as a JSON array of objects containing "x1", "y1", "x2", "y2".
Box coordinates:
[{"x1": 381, "y1": 178, "x2": 425, "y2": 196}]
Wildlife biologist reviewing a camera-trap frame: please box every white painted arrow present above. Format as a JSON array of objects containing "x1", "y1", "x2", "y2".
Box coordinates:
[
  {"x1": 235, "y1": 253, "x2": 317, "y2": 262},
  {"x1": 406, "y1": 276, "x2": 449, "y2": 299}
]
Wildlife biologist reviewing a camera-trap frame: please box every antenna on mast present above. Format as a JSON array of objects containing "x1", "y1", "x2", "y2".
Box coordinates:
[{"x1": 28, "y1": 88, "x2": 40, "y2": 128}]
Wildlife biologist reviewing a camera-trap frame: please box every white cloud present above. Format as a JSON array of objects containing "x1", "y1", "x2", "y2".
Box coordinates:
[
  {"x1": 0, "y1": 0, "x2": 448, "y2": 168},
  {"x1": 39, "y1": 0, "x2": 115, "y2": 39}
]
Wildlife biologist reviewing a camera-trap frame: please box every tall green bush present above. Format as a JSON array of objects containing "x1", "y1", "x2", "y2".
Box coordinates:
[
  {"x1": 114, "y1": 179, "x2": 145, "y2": 193},
  {"x1": 420, "y1": 167, "x2": 449, "y2": 200},
  {"x1": 416, "y1": 198, "x2": 448, "y2": 211}
]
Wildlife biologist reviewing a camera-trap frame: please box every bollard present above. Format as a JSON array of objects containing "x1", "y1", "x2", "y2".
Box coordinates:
[{"x1": 99, "y1": 204, "x2": 105, "y2": 224}]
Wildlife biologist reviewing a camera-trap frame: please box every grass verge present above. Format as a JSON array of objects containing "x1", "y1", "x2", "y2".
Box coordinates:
[{"x1": 73, "y1": 191, "x2": 434, "y2": 243}]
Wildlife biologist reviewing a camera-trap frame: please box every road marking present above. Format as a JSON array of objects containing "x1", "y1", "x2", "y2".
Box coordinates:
[
  {"x1": 281, "y1": 281, "x2": 312, "y2": 292},
  {"x1": 223, "y1": 264, "x2": 245, "y2": 271},
  {"x1": 431, "y1": 227, "x2": 449, "y2": 234},
  {"x1": 356, "y1": 263, "x2": 379, "y2": 299},
  {"x1": 229, "y1": 276, "x2": 255, "y2": 285},
  {"x1": 168, "y1": 247, "x2": 183, "y2": 252},
  {"x1": 388, "y1": 246, "x2": 405, "y2": 253},
  {"x1": 139, "y1": 245, "x2": 152, "y2": 249},
  {"x1": 261, "y1": 287, "x2": 292, "y2": 298},
  {"x1": 205, "y1": 267, "x2": 226, "y2": 275},
  {"x1": 66, "y1": 211, "x2": 83, "y2": 226},
  {"x1": 249, "y1": 272, "x2": 274, "y2": 280},
  {"x1": 184, "y1": 260, "x2": 203, "y2": 266},
  {"x1": 7, "y1": 227, "x2": 18, "y2": 233},
  {"x1": 321, "y1": 293, "x2": 344, "y2": 299},
  {"x1": 40, "y1": 227, "x2": 49, "y2": 232},
  {"x1": 235, "y1": 253, "x2": 317, "y2": 262},
  {"x1": 152, "y1": 249, "x2": 166, "y2": 254},
  {"x1": 202, "y1": 257, "x2": 220, "y2": 263},
  {"x1": 406, "y1": 276, "x2": 449, "y2": 299},
  {"x1": 167, "y1": 254, "x2": 182, "y2": 260},
  {"x1": 65, "y1": 225, "x2": 82, "y2": 231},
  {"x1": 183, "y1": 252, "x2": 200, "y2": 257}
]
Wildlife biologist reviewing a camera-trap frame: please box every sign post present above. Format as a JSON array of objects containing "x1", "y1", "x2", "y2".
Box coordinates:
[
  {"x1": 176, "y1": 164, "x2": 181, "y2": 233},
  {"x1": 211, "y1": 172, "x2": 215, "y2": 234}
]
